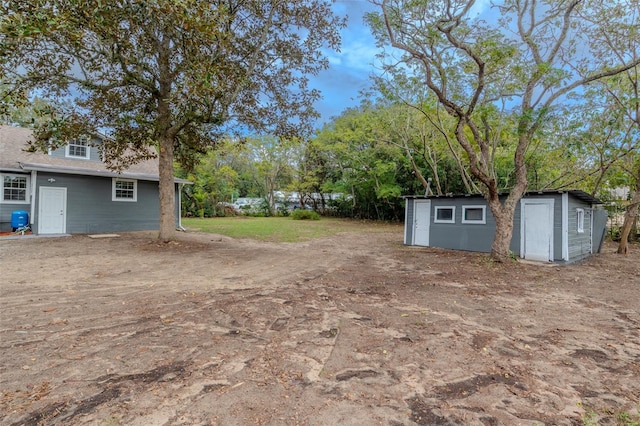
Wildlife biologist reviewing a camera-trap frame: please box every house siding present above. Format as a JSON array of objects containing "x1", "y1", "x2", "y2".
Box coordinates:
[
  {"x1": 0, "y1": 200, "x2": 32, "y2": 232},
  {"x1": 49, "y1": 137, "x2": 103, "y2": 163},
  {"x1": 0, "y1": 172, "x2": 32, "y2": 232},
  {"x1": 34, "y1": 172, "x2": 169, "y2": 234},
  {"x1": 1, "y1": 125, "x2": 188, "y2": 234}
]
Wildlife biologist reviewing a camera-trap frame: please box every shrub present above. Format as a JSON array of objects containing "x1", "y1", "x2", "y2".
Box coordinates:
[{"x1": 291, "y1": 209, "x2": 320, "y2": 220}]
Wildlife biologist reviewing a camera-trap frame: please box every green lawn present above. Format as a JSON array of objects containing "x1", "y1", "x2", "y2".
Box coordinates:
[{"x1": 181, "y1": 216, "x2": 399, "y2": 243}]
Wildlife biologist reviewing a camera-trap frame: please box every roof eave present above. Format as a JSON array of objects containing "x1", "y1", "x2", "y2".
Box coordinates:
[{"x1": 19, "y1": 162, "x2": 191, "y2": 184}]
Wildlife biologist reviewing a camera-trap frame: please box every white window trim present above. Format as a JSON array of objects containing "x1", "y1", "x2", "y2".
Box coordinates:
[
  {"x1": 462, "y1": 205, "x2": 486, "y2": 224},
  {"x1": 1, "y1": 173, "x2": 30, "y2": 204},
  {"x1": 112, "y1": 178, "x2": 137, "y2": 202},
  {"x1": 434, "y1": 206, "x2": 456, "y2": 224},
  {"x1": 576, "y1": 208, "x2": 585, "y2": 233},
  {"x1": 65, "y1": 137, "x2": 91, "y2": 159}
]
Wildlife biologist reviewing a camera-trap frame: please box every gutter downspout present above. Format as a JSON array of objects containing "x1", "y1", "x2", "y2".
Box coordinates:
[
  {"x1": 177, "y1": 183, "x2": 186, "y2": 231},
  {"x1": 561, "y1": 192, "x2": 568, "y2": 261},
  {"x1": 22, "y1": 162, "x2": 37, "y2": 227}
]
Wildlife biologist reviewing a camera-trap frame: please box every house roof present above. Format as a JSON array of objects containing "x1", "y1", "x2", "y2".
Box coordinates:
[
  {"x1": 0, "y1": 125, "x2": 190, "y2": 184},
  {"x1": 404, "y1": 189, "x2": 602, "y2": 205}
]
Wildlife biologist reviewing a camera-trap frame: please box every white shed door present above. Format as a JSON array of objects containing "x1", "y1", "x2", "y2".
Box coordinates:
[
  {"x1": 522, "y1": 199, "x2": 554, "y2": 262},
  {"x1": 39, "y1": 187, "x2": 67, "y2": 234},
  {"x1": 413, "y1": 200, "x2": 431, "y2": 246}
]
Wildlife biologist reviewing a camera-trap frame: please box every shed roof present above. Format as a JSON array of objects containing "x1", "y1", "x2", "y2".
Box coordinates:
[
  {"x1": 0, "y1": 125, "x2": 190, "y2": 184},
  {"x1": 403, "y1": 189, "x2": 602, "y2": 205}
]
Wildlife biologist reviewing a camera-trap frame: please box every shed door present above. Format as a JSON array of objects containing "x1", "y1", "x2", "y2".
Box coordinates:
[
  {"x1": 39, "y1": 187, "x2": 67, "y2": 234},
  {"x1": 521, "y1": 199, "x2": 554, "y2": 262},
  {"x1": 413, "y1": 200, "x2": 431, "y2": 246}
]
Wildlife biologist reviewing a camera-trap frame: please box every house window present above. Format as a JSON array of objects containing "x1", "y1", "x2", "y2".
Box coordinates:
[
  {"x1": 65, "y1": 137, "x2": 90, "y2": 159},
  {"x1": 2, "y1": 174, "x2": 29, "y2": 203},
  {"x1": 112, "y1": 178, "x2": 137, "y2": 202},
  {"x1": 434, "y1": 206, "x2": 455, "y2": 223},
  {"x1": 577, "y1": 208, "x2": 584, "y2": 233},
  {"x1": 462, "y1": 205, "x2": 486, "y2": 224}
]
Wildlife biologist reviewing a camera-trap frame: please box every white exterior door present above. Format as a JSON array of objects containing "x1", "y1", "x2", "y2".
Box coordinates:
[
  {"x1": 39, "y1": 187, "x2": 67, "y2": 234},
  {"x1": 413, "y1": 200, "x2": 431, "y2": 246},
  {"x1": 521, "y1": 199, "x2": 554, "y2": 262}
]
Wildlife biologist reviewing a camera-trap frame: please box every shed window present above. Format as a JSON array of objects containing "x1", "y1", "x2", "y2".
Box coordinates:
[
  {"x1": 112, "y1": 178, "x2": 137, "y2": 202},
  {"x1": 66, "y1": 138, "x2": 90, "y2": 159},
  {"x1": 577, "y1": 208, "x2": 584, "y2": 233},
  {"x1": 434, "y1": 206, "x2": 455, "y2": 223},
  {"x1": 462, "y1": 205, "x2": 486, "y2": 224},
  {"x1": 2, "y1": 174, "x2": 29, "y2": 203}
]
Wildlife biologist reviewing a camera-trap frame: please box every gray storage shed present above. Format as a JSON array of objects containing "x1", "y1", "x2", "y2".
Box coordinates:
[{"x1": 404, "y1": 190, "x2": 608, "y2": 263}]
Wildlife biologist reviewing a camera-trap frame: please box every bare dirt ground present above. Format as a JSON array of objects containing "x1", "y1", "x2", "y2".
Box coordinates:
[{"x1": 1, "y1": 224, "x2": 639, "y2": 426}]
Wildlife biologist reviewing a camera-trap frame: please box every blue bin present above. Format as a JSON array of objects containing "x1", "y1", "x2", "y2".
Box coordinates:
[{"x1": 11, "y1": 210, "x2": 29, "y2": 230}]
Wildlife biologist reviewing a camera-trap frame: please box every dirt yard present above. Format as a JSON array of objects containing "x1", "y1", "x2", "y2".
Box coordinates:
[{"x1": 1, "y1": 224, "x2": 639, "y2": 426}]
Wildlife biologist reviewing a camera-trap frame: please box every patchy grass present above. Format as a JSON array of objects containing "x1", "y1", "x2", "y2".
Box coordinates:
[{"x1": 181, "y1": 217, "x2": 399, "y2": 243}]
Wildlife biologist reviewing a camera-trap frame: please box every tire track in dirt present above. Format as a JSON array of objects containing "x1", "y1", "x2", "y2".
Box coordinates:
[{"x1": 1, "y1": 231, "x2": 639, "y2": 425}]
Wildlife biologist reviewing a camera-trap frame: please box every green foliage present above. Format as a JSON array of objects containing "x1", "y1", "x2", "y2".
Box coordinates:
[
  {"x1": 309, "y1": 101, "x2": 447, "y2": 221},
  {"x1": 1, "y1": 0, "x2": 345, "y2": 238},
  {"x1": 290, "y1": 209, "x2": 320, "y2": 220},
  {"x1": 365, "y1": 0, "x2": 640, "y2": 261},
  {"x1": 177, "y1": 141, "x2": 240, "y2": 218}
]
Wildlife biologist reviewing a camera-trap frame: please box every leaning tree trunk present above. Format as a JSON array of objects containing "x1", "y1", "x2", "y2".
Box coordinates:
[
  {"x1": 485, "y1": 172, "x2": 528, "y2": 262},
  {"x1": 617, "y1": 169, "x2": 640, "y2": 254},
  {"x1": 486, "y1": 193, "x2": 520, "y2": 262},
  {"x1": 158, "y1": 133, "x2": 176, "y2": 242}
]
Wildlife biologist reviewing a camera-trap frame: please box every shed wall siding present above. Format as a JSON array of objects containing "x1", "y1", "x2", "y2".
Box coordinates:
[
  {"x1": 429, "y1": 198, "x2": 496, "y2": 253},
  {"x1": 567, "y1": 197, "x2": 593, "y2": 262},
  {"x1": 592, "y1": 209, "x2": 608, "y2": 253},
  {"x1": 35, "y1": 173, "x2": 162, "y2": 233},
  {"x1": 404, "y1": 199, "x2": 414, "y2": 244},
  {"x1": 553, "y1": 196, "x2": 565, "y2": 260},
  {"x1": 510, "y1": 202, "x2": 522, "y2": 256}
]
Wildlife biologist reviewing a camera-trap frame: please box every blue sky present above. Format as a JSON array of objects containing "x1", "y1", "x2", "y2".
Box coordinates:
[
  {"x1": 311, "y1": 0, "x2": 494, "y2": 127},
  {"x1": 311, "y1": 0, "x2": 379, "y2": 126}
]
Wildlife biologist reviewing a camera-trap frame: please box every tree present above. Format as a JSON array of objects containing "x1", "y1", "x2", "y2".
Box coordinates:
[
  {"x1": 248, "y1": 136, "x2": 297, "y2": 213},
  {"x1": 581, "y1": 1, "x2": 640, "y2": 254},
  {"x1": 368, "y1": 0, "x2": 640, "y2": 261},
  {"x1": 373, "y1": 72, "x2": 482, "y2": 195},
  {"x1": 311, "y1": 104, "x2": 410, "y2": 220},
  {"x1": 177, "y1": 142, "x2": 240, "y2": 218},
  {"x1": 617, "y1": 160, "x2": 640, "y2": 254},
  {"x1": 1, "y1": 0, "x2": 344, "y2": 240},
  {"x1": 0, "y1": 89, "x2": 59, "y2": 129}
]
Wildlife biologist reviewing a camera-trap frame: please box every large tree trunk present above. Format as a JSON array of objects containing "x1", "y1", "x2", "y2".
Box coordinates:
[
  {"x1": 158, "y1": 134, "x2": 176, "y2": 242},
  {"x1": 617, "y1": 167, "x2": 640, "y2": 254},
  {"x1": 485, "y1": 167, "x2": 528, "y2": 262},
  {"x1": 486, "y1": 191, "x2": 522, "y2": 263}
]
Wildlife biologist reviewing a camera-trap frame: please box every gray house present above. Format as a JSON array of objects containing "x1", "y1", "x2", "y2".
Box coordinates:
[
  {"x1": 0, "y1": 125, "x2": 189, "y2": 234},
  {"x1": 404, "y1": 191, "x2": 608, "y2": 263}
]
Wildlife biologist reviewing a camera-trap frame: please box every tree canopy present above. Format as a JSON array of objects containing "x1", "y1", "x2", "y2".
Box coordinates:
[
  {"x1": 367, "y1": 0, "x2": 640, "y2": 261},
  {"x1": 1, "y1": 0, "x2": 345, "y2": 239}
]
